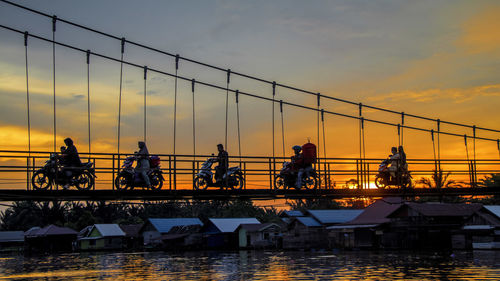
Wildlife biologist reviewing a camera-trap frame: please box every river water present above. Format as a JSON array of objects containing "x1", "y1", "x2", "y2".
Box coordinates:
[{"x1": 1, "y1": 250, "x2": 499, "y2": 280}]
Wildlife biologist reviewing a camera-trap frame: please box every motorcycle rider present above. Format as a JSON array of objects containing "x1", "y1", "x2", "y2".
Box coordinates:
[
  {"x1": 388, "y1": 146, "x2": 400, "y2": 180},
  {"x1": 215, "y1": 144, "x2": 229, "y2": 184},
  {"x1": 61, "y1": 137, "x2": 82, "y2": 189},
  {"x1": 135, "y1": 141, "x2": 151, "y2": 188}
]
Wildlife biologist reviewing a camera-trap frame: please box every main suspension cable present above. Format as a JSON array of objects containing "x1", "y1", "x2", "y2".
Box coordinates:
[{"x1": 6, "y1": 25, "x2": 499, "y2": 146}]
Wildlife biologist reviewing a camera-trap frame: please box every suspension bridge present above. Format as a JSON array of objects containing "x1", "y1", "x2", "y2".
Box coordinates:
[{"x1": 0, "y1": 1, "x2": 499, "y2": 201}]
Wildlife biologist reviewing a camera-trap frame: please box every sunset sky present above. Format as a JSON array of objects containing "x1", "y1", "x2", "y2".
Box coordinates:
[{"x1": 0, "y1": 0, "x2": 499, "y2": 163}]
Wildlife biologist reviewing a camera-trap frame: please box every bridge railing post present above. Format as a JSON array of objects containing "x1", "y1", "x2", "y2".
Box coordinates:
[
  {"x1": 269, "y1": 158, "x2": 273, "y2": 190},
  {"x1": 112, "y1": 154, "x2": 115, "y2": 190},
  {"x1": 168, "y1": 155, "x2": 172, "y2": 190},
  {"x1": 26, "y1": 156, "x2": 30, "y2": 191}
]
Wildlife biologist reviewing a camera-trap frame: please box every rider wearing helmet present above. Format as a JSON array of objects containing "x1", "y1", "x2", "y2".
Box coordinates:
[
  {"x1": 215, "y1": 144, "x2": 229, "y2": 183},
  {"x1": 61, "y1": 137, "x2": 82, "y2": 189}
]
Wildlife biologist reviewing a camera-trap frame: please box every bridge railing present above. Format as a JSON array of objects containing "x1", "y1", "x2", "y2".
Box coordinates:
[{"x1": 0, "y1": 150, "x2": 499, "y2": 191}]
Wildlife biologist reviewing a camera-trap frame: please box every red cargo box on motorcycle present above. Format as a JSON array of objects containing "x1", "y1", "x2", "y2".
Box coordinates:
[
  {"x1": 302, "y1": 142, "x2": 316, "y2": 164},
  {"x1": 150, "y1": 155, "x2": 161, "y2": 167}
]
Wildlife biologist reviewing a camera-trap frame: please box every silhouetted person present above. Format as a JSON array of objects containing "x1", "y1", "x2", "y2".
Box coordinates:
[
  {"x1": 61, "y1": 137, "x2": 81, "y2": 189},
  {"x1": 398, "y1": 146, "x2": 408, "y2": 173},
  {"x1": 135, "y1": 141, "x2": 151, "y2": 188},
  {"x1": 389, "y1": 146, "x2": 400, "y2": 179},
  {"x1": 215, "y1": 144, "x2": 228, "y2": 183}
]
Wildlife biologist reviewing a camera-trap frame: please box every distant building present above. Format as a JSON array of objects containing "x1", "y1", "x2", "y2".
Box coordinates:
[
  {"x1": 306, "y1": 209, "x2": 363, "y2": 226},
  {"x1": 119, "y1": 224, "x2": 144, "y2": 250},
  {"x1": 25, "y1": 225, "x2": 77, "y2": 253},
  {"x1": 78, "y1": 224, "x2": 126, "y2": 251},
  {"x1": 280, "y1": 210, "x2": 304, "y2": 225},
  {"x1": 283, "y1": 216, "x2": 325, "y2": 249},
  {"x1": 387, "y1": 202, "x2": 482, "y2": 249},
  {"x1": 0, "y1": 231, "x2": 24, "y2": 252},
  {"x1": 237, "y1": 223, "x2": 281, "y2": 248},
  {"x1": 327, "y1": 197, "x2": 404, "y2": 249},
  {"x1": 456, "y1": 205, "x2": 500, "y2": 249},
  {"x1": 203, "y1": 218, "x2": 260, "y2": 248},
  {"x1": 140, "y1": 218, "x2": 203, "y2": 248}
]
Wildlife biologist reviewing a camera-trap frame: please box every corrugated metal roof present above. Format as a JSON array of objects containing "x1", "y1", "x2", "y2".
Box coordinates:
[
  {"x1": 119, "y1": 224, "x2": 143, "y2": 237},
  {"x1": 283, "y1": 210, "x2": 304, "y2": 217},
  {"x1": 238, "y1": 223, "x2": 280, "y2": 232},
  {"x1": 0, "y1": 231, "x2": 24, "y2": 242},
  {"x1": 295, "y1": 217, "x2": 322, "y2": 227},
  {"x1": 406, "y1": 202, "x2": 482, "y2": 217},
  {"x1": 307, "y1": 209, "x2": 364, "y2": 224},
  {"x1": 484, "y1": 206, "x2": 500, "y2": 218},
  {"x1": 93, "y1": 224, "x2": 125, "y2": 237},
  {"x1": 327, "y1": 224, "x2": 378, "y2": 230},
  {"x1": 149, "y1": 218, "x2": 203, "y2": 234},
  {"x1": 346, "y1": 197, "x2": 404, "y2": 225},
  {"x1": 463, "y1": 225, "x2": 494, "y2": 230},
  {"x1": 26, "y1": 225, "x2": 77, "y2": 237},
  {"x1": 209, "y1": 218, "x2": 260, "y2": 233}
]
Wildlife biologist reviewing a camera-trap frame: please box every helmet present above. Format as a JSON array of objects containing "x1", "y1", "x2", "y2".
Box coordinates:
[{"x1": 292, "y1": 145, "x2": 302, "y2": 152}]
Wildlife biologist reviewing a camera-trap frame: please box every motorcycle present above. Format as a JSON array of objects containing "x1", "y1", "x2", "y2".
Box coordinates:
[
  {"x1": 193, "y1": 157, "x2": 244, "y2": 190},
  {"x1": 114, "y1": 155, "x2": 164, "y2": 190},
  {"x1": 374, "y1": 158, "x2": 412, "y2": 189},
  {"x1": 31, "y1": 153, "x2": 95, "y2": 190},
  {"x1": 274, "y1": 162, "x2": 317, "y2": 190}
]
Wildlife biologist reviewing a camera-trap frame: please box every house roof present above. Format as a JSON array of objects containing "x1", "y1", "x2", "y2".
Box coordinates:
[
  {"x1": 92, "y1": 224, "x2": 125, "y2": 237},
  {"x1": 148, "y1": 218, "x2": 203, "y2": 234},
  {"x1": 306, "y1": 209, "x2": 364, "y2": 224},
  {"x1": 119, "y1": 224, "x2": 143, "y2": 237},
  {"x1": 327, "y1": 224, "x2": 378, "y2": 230},
  {"x1": 282, "y1": 210, "x2": 304, "y2": 217},
  {"x1": 403, "y1": 202, "x2": 482, "y2": 217},
  {"x1": 484, "y1": 206, "x2": 500, "y2": 218},
  {"x1": 208, "y1": 218, "x2": 260, "y2": 233},
  {"x1": 25, "y1": 225, "x2": 77, "y2": 237},
  {"x1": 295, "y1": 217, "x2": 322, "y2": 227},
  {"x1": 238, "y1": 223, "x2": 280, "y2": 232},
  {"x1": 346, "y1": 197, "x2": 404, "y2": 225},
  {"x1": 0, "y1": 231, "x2": 24, "y2": 242}
]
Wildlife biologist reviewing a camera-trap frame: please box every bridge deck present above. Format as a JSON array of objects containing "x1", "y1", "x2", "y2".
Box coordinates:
[{"x1": 0, "y1": 188, "x2": 498, "y2": 201}]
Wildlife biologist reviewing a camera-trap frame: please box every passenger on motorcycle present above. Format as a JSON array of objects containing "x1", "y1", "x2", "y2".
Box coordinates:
[
  {"x1": 61, "y1": 137, "x2": 82, "y2": 189},
  {"x1": 388, "y1": 146, "x2": 400, "y2": 179},
  {"x1": 135, "y1": 141, "x2": 151, "y2": 189},
  {"x1": 215, "y1": 144, "x2": 229, "y2": 183},
  {"x1": 398, "y1": 146, "x2": 408, "y2": 173},
  {"x1": 291, "y1": 145, "x2": 312, "y2": 188}
]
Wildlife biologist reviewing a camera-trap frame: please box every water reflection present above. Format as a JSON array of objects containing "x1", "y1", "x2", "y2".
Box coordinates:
[{"x1": 1, "y1": 251, "x2": 500, "y2": 280}]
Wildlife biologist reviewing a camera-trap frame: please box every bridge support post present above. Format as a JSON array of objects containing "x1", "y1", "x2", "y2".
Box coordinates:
[{"x1": 269, "y1": 158, "x2": 273, "y2": 190}]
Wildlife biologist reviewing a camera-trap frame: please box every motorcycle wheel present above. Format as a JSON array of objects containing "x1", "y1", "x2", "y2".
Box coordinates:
[
  {"x1": 149, "y1": 171, "x2": 163, "y2": 190},
  {"x1": 274, "y1": 175, "x2": 286, "y2": 190},
  {"x1": 32, "y1": 170, "x2": 51, "y2": 190},
  {"x1": 375, "y1": 175, "x2": 386, "y2": 189},
  {"x1": 76, "y1": 172, "x2": 94, "y2": 191},
  {"x1": 303, "y1": 175, "x2": 317, "y2": 190},
  {"x1": 114, "y1": 174, "x2": 130, "y2": 191},
  {"x1": 231, "y1": 173, "x2": 244, "y2": 190},
  {"x1": 194, "y1": 176, "x2": 209, "y2": 190}
]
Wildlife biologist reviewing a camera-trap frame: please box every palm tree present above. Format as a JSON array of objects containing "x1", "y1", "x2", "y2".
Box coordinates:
[{"x1": 418, "y1": 169, "x2": 464, "y2": 189}]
